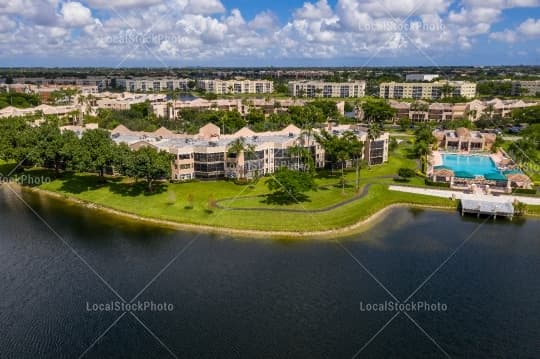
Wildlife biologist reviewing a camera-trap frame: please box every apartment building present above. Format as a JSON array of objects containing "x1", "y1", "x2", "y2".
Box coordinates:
[
  {"x1": 380, "y1": 81, "x2": 477, "y2": 100},
  {"x1": 288, "y1": 81, "x2": 366, "y2": 98},
  {"x1": 95, "y1": 92, "x2": 167, "y2": 111},
  {"x1": 405, "y1": 74, "x2": 439, "y2": 82},
  {"x1": 512, "y1": 80, "x2": 540, "y2": 97},
  {"x1": 116, "y1": 78, "x2": 192, "y2": 92},
  {"x1": 197, "y1": 79, "x2": 274, "y2": 94},
  {"x1": 11, "y1": 77, "x2": 110, "y2": 90},
  {"x1": 0, "y1": 104, "x2": 80, "y2": 119},
  {"x1": 110, "y1": 123, "x2": 389, "y2": 181},
  {"x1": 388, "y1": 98, "x2": 538, "y2": 122}
]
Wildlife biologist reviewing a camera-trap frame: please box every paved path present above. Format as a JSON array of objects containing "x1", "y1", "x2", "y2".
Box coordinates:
[{"x1": 389, "y1": 185, "x2": 540, "y2": 205}]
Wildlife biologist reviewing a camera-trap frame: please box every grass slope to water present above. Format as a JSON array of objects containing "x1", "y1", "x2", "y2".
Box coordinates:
[{"x1": 34, "y1": 172, "x2": 456, "y2": 232}]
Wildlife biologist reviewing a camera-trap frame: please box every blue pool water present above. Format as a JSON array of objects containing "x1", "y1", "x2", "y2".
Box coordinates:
[{"x1": 437, "y1": 154, "x2": 507, "y2": 180}]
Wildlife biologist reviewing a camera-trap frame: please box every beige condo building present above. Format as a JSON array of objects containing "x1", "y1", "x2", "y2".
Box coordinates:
[
  {"x1": 380, "y1": 81, "x2": 477, "y2": 100},
  {"x1": 197, "y1": 79, "x2": 274, "y2": 94},
  {"x1": 288, "y1": 81, "x2": 366, "y2": 98}
]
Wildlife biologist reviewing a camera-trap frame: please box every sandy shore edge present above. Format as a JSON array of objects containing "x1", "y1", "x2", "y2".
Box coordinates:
[{"x1": 5, "y1": 184, "x2": 465, "y2": 239}]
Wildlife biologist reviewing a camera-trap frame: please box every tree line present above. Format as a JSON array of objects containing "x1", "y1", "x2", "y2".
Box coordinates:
[{"x1": 0, "y1": 118, "x2": 172, "y2": 192}]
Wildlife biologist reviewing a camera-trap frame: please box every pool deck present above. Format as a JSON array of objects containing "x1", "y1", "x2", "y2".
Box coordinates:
[{"x1": 389, "y1": 185, "x2": 540, "y2": 206}]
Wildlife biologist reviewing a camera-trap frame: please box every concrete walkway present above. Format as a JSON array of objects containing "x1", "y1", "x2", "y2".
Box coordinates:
[{"x1": 389, "y1": 185, "x2": 540, "y2": 205}]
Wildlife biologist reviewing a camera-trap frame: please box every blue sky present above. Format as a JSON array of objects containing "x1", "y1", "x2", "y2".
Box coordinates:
[{"x1": 0, "y1": 0, "x2": 539, "y2": 67}]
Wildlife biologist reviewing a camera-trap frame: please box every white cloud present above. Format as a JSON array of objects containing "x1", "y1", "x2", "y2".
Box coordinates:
[
  {"x1": 517, "y1": 18, "x2": 540, "y2": 36},
  {"x1": 0, "y1": 15, "x2": 17, "y2": 33},
  {"x1": 61, "y1": 2, "x2": 94, "y2": 27},
  {"x1": 491, "y1": 17, "x2": 540, "y2": 42},
  {"x1": 85, "y1": 0, "x2": 161, "y2": 8},
  {"x1": 177, "y1": 0, "x2": 225, "y2": 15},
  {"x1": 0, "y1": 0, "x2": 538, "y2": 64},
  {"x1": 490, "y1": 29, "x2": 518, "y2": 42},
  {"x1": 249, "y1": 11, "x2": 279, "y2": 31},
  {"x1": 294, "y1": 0, "x2": 333, "y2": 20}
]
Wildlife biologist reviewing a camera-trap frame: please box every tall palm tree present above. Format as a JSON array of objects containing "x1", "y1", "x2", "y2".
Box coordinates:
[
  {"x1": 366, "y1": 122, "x2": 381, "y2": 168},
  {"x1": 243, "y1": 143, "x2": 257, "y2": 178},
  {"x1": 227, "y1": 137, "x2": 247, "y2": 178},
  {"x1": 289, "y1": 144, "x2": 310, "y2": 171},
  {"x1": 440, "y1": 84, "x2": 455, "y2": 99},
  {"x1": 315, "y1": 130, "x2": 362, "y2": 194},
  {"x1": 414, "y1": 140, "x2": 432, "y2": 173}
]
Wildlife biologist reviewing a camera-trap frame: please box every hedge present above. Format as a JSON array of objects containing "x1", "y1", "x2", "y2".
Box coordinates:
[{"x1": 424, "y1": 179, "x2": 451, "y2": 188}]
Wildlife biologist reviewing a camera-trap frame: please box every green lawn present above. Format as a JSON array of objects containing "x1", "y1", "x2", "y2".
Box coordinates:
[{"x1": 35, "y1": 174, "x2": 458, "y2": 232}]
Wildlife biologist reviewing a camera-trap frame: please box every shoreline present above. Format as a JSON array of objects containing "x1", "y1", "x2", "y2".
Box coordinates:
[{"x1": 10, "y1": 184, "x2": 460, "y2": 239}]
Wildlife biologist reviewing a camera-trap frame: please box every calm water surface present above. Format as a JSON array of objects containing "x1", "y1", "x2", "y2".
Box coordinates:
[{"x1": 1, "y1": 186, "x2": 539, "y2": 359}]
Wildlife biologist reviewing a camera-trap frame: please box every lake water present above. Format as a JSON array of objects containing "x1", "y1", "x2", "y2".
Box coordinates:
[{"x1": 1, "y1": 186, "x2": 540, "y2": 359}]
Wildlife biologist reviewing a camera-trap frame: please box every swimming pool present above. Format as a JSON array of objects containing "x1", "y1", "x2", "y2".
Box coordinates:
[{"x1": 436, "y1": 154, "x2": 507, "y2": 180}]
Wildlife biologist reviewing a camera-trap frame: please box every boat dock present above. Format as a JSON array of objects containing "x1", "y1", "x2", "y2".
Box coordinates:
[{"x1": 460, "y1": 197, "x2": 514, "y2": 220}]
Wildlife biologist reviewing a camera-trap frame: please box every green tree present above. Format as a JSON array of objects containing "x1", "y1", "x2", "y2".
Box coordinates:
[
  {"x1": 366, "y1": 122, "x2": 381, "y2": 168},
  {"x1": 398, "y1": 117, "x2": 411, "y2": 131},
  {"x1": 361, "y1": 98, "x2": 397, "y2": 123},
  {"x1": 28, "y1": 124, "x2": 78, "y2": 176},
  {"x1": 265, "y1": 167, "x2": 316, "y2": 204},
  {"x1": 0, "y1": 117, "x2": 32, "y2": 165},
  {"x1": 75, "y1": 129, "x2": 116, "y2": 177},
  {"x1": 414, "y1": 140, "x2": 432, "y2": 173},
  {"x1": 315, "y1": 130, "x2": 363, "y2": 193},
  {"x1": 227, "y1": 137, "x2": 247, "y2": 179},
  {"x1": 131, "y1": 146, "x2": 173, "y2": 192}
]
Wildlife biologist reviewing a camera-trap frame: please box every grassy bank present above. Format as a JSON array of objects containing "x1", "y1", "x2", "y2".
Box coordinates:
[{"x1": 29, "y1": 170, "x2": 456, "y2": 233}]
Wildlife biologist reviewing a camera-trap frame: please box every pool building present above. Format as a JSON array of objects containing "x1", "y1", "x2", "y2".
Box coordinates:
[{"x1": 434, "y1": 128, "x2": 496, "y2": 152}]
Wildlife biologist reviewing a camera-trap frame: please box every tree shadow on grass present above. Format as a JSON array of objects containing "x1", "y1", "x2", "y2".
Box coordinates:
[
  {"x1": 57, "y1": 174, "x2": 166, "y2": 197},
  {"x1": 57, "y1": 173, "x2": 123, "y2": 194},
  {"x1": 404, "y1": 147, "x2": 418, "y2": 160},
  {"x1": 108, "y1": 181, "x2": 168, "y2": 197},
  {"x1": 261, "y1": 192, "x2": 311, "y2": 205}
]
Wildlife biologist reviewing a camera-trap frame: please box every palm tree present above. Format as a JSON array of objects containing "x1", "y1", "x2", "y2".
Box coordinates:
[
  {"x1": 243, "y1": 143, "x2": 257, "y2": 178},
  {"x1": 366, "y1": 122, "x2": 381, "y2": 168},
  {"x1": 289, "y1": 144, "x2": 311, "y2": 171},
  {"x1": 440, "y1": 84, "x2": 455, "y2": 99},
  {"x1": 414, "y1": 140, "x2": 432, "y2": 173},
  {"x1": 227, "y1": 137, "x2": 247, "y2": 178},
  {"x1": 315, "y1": 130, "x2": 362, "y2": 194}
]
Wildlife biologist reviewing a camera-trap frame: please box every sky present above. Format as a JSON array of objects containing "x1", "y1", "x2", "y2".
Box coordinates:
[{"x1": 1, "y1": 0, "x2": 540, "y2": 67}]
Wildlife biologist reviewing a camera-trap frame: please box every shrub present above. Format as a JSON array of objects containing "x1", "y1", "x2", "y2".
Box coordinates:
[
  {"x1": 424, "y1": 179, "x2": 451, "y2": 188},
  {"x1": 184, "y1": 194, "x2": 194, "y2": 209},
  {"x1": 393, "y1": 177, "x2": 410, "y2": 183},
  {"x1": 398, "y1": 168, "x2": 416, "y2": 178},
  {"x1": 513, "y1": 188, "x2": 537, "y2": 195}
]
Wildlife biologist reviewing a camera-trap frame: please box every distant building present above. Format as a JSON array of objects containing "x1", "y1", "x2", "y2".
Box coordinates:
[
  {"x1": 197, "y1": 79, "x2": 274, "y2": 94},
  {"x1": 11, "y1": 77, "x2": 109, "y2": 90},
  {"x1": 405, "y1": 74, "x2": 440, "y2": 82},
  {"x1": 512, "y1": 80, "x2": 540, "y2": 97},
  {"x1": 116, "y1": 78, "x2": 192, "y2": 92},
  {"x1": 380, "y1": 81, "x2": 477, "y2": 100},
  {"x1": 288, "y1": 81, "x2": 366, "y2": 98}
]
